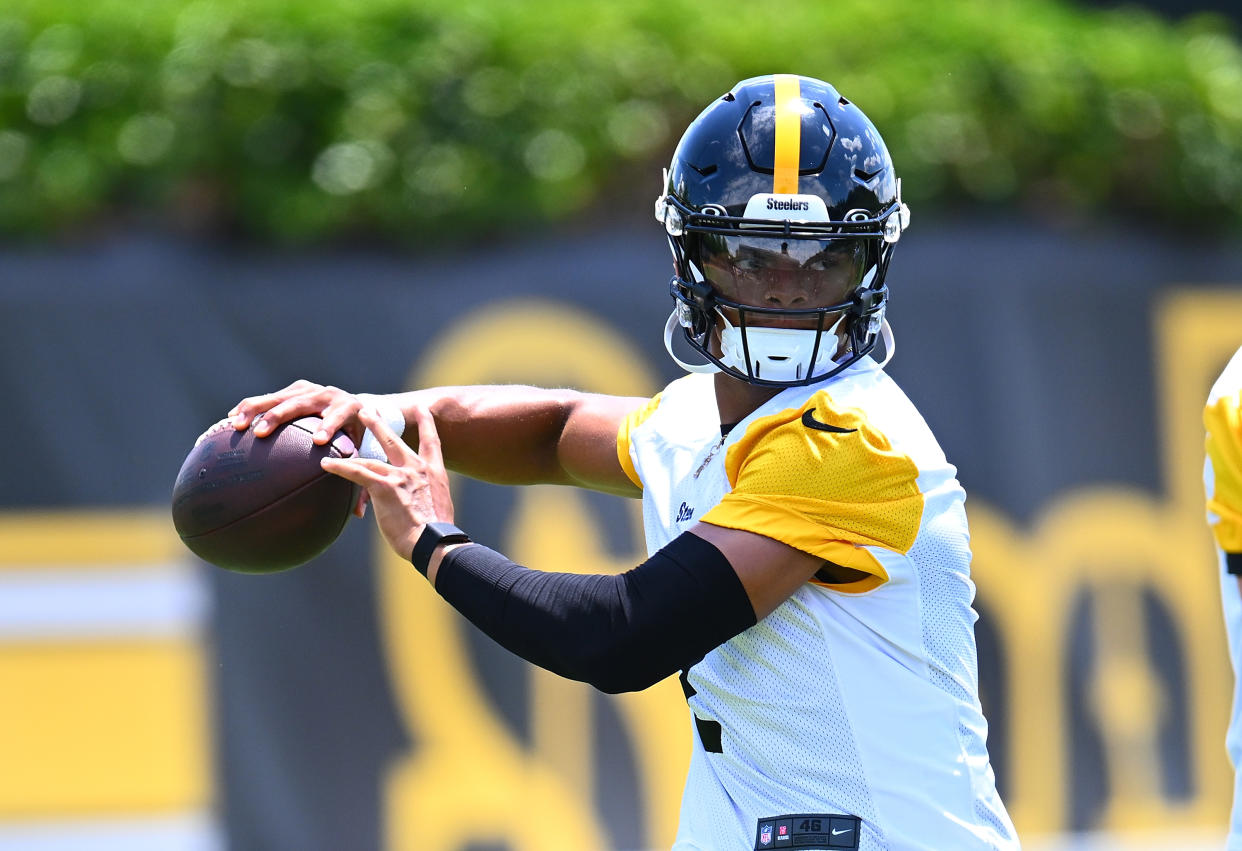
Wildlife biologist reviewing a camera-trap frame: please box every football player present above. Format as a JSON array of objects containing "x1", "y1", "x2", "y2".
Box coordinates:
[
  {"x1": 1205, "y1": 345, "x2": 1242, "y2": 851},
  {"x1": 231, "y1": 75, "x2": 1018, "y2": 850}
]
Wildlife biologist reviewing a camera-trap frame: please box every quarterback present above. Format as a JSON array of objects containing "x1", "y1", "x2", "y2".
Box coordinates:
[
  {"x1": 230, "y1": 75, "x2": 1018, "y2": 850},
  {"x1": 1205, "y1": 345, "x2": 1242, "y2": 850}
]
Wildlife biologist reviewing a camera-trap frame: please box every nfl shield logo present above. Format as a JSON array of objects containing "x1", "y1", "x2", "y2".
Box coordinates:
[{"x1": 760, "y1": 824, "x2": 773, "y2": 846}]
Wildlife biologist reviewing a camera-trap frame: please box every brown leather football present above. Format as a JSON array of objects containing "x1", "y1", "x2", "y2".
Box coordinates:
[{"x1": 171, "y1": 416, "x2": 360, "y2": 573}]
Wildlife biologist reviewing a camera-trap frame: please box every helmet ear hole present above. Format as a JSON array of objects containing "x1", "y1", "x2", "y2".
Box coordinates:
[
  {"x1": 679, "y1": 299, "x2": 709, "y2": 337},
  {"x1": 669, "y1": 275, "x2": 717, "y2": 340},
  {"x1": 688, "y1": 280, "x2": 715, "y2": 336}
]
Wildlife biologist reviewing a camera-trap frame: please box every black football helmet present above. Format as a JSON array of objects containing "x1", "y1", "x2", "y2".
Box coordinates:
[{"x1": 655, "y1": 74, "x2": 909, "y2": 386}]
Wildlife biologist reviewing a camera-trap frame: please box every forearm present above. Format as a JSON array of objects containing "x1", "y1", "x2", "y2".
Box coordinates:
[
  {"x1": 376, "y1": 384, "x2": 642, "y2": 496},
  {"x1": 432, "y1": 533, "x2": 757, "y2": 694},
  {"x1": 394, "y1": 385, "x2": 580, "y2": 486}
]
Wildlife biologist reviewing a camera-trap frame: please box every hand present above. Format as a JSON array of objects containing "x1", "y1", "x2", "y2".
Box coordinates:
[
  {"x1": 319, "y1": 405, "x2": 454, "y2": 562},
  {"x1": 229, "y1": 379, "x2": 378, "y2": 518},
  {"x1": 229, "y1": 379, "x2": 368, "y2": 446}
]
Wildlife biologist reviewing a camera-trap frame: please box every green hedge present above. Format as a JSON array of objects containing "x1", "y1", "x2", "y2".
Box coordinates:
[{"x1": 0, "y1": 0, "x2": 1239, "y2": 243}]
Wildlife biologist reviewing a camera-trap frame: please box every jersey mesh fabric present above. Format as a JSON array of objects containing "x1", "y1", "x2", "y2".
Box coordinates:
[
  {"x1": 909, "y1": 507, "x2": 1015, "y2": 840},
  {"x1": 674, "y1": 602, "x2": 886, "y2": 850},
  {"x1": 617, "y1": 392, "x2": 662, "y2": 490},
  {"x1": 704, "y1": 389, "x2": 922, "y2": 589},
  {"x1": 625, "y1": 365, "x2": 1018, "y2": 850},
  {"x1": 1205, "y1": 345, "x2": 1242, "y2": 850}
]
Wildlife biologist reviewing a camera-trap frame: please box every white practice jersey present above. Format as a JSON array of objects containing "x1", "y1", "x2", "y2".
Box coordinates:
[
  {"x1": 616, "y1": 359, "x2": 1017, "y2": 851},
  {"x1": 1205, "y1": 345, "x2": 1242, "y2": 851}
]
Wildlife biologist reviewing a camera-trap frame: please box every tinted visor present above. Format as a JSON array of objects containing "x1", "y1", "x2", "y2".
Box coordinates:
[{"x1": 691, "y1": 234, "x2": 868, "y2": 313}]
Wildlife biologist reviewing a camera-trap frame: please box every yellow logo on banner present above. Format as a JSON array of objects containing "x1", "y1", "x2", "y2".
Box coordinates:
[
  {"x1": 379, "y1": 301, "x2": 686, "y2": 851},
  {"x1": 377, "y1": 291, "x2": 1242, "y2": 848}
]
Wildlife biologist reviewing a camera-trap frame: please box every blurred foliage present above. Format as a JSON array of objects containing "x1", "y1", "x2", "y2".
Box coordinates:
[{"x1": 0, "y1": 0, "x2": 1239, "y2": 243}]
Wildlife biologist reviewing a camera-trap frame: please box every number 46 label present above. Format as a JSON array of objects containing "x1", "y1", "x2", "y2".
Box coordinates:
[{"x1": 754, "y1": 812, "x2": 860, "y2": 849}]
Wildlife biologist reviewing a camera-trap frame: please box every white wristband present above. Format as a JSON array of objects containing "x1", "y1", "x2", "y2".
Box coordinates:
[{"x1": 355, "y1": 393, "x2": 406, "y2": 461}]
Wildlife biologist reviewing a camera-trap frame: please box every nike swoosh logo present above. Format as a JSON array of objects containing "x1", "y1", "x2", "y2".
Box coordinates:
[
  {"x1": 801, "y1": 408, "x2": 856, "y2": 434},
  {"x1": 831, "y1": 827, "x2": 853, "y2": 836}
]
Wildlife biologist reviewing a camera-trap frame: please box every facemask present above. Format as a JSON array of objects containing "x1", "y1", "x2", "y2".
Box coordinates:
[{"x1": 716, "y1": 311, "x2": 847, "y2": 383}]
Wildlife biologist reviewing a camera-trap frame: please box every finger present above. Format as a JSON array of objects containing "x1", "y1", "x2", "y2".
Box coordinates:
[
  {"x1": 252, "y1": 395, "x2": 333, "y2": 438},
  {"x1": 314, "y1": 399, "x2": 363, "y2": 446},
  {"x1": 357, "y1": 407, "x2": 414, "y2": 466},
  {"x1": 409, "y1": 404, "x2": 445, "y2": 470},
  {"x1": 320, "y1": 456, "x2": 395, "y2": 488},
  {"x1": 231, "y1": 380, "x2": 317, "y2": 428},
  {"x1": 341, "y1": 421, "x2": 366, "y2": 450},
  {"x1": 352, "y1": 489, "x2": 371, "y2": 519}
]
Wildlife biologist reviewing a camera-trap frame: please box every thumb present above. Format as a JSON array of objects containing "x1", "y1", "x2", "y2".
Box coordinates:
[{"x1": 353, "y1": 488, "x2": 371, "y2": 519}]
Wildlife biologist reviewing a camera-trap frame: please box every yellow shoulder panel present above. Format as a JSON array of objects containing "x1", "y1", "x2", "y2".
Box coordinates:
[
  {"x1": 702, "y1": 389, "x2": 923, "y2": 588},
  {"x1": 615, "y1": 393, "x2": 662, "y2": 491},
  {"x1": 1206, "y1": 389, "x2": 1242, "y2": 553}
]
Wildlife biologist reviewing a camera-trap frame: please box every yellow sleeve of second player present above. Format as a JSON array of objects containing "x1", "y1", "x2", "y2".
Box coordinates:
[
  {"x1": 702, "y1": 390, "x2": 924, "y2": 591},
  {"x1": 1206, "y1": 389, "x2": 1242, "y2": 554}
]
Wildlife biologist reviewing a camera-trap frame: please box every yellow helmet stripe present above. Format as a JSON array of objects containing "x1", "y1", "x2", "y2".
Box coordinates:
[{"x1": 772, "y1": 74, "x2": 802, "y2": 194}]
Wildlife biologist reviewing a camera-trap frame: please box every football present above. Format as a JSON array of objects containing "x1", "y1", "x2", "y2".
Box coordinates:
[{"x1": 171, "y1": 416, "x2": 360, "y2": 573}]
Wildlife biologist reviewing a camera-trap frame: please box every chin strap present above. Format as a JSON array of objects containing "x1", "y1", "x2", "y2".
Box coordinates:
[
  {"x1": 663, "y1": 310, "x2": 719, "y2": 375},
  {"x1": 873, "y1": 319, "x2": 895, "y2": 369}
]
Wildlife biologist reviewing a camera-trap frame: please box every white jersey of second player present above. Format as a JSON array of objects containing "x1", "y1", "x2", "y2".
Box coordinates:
[{"x1": 1205, "y1": 345, "x2": 1242, "y2": 851}]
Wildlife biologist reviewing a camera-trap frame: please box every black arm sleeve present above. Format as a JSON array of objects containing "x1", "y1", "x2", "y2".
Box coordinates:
[{"x1": 433, "y1": 532, "x2": 758, "y2": 694}]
